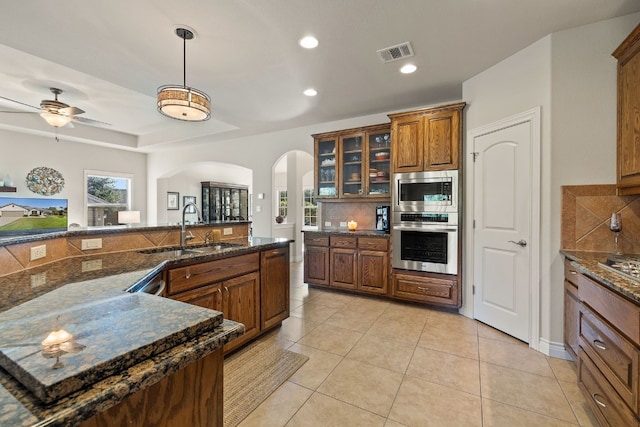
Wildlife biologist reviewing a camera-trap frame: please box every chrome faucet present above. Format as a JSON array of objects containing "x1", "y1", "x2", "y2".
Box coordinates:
[{"x1": 181, "y1": 201, "x2": 203, "y2": 248}]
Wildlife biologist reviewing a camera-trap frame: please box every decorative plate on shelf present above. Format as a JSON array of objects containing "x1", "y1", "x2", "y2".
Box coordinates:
[{"x1": 25, "y1": 166, "x2": 65, "y2": 196}]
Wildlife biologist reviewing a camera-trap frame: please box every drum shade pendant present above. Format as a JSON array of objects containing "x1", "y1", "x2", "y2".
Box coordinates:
[{"x1": 157, "y1": 27, "x2": 211, "y2": 121}]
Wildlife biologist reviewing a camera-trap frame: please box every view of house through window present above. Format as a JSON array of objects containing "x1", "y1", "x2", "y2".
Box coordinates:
[
  {"x1": 303, "y1": 188, "x2": 317, "y2": 227},
  {"x1": 277, "y1": 190, "x2": 288, "y2": 219},
  {"x1": 85, "y1": 172, "x2": 132, "y2": 226}
]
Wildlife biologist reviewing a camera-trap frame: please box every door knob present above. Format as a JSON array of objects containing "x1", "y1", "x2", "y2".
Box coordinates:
[{"x1": 508, "y1": 239, "x2": 527, "y2": 247}]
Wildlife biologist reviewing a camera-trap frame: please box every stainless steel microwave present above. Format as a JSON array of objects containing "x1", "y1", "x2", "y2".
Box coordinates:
[{"x1": 393, "y1": 170, "x2": 458, "y2": 213}]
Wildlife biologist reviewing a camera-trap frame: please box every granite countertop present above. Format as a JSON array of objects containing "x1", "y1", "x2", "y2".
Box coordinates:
[
  {"x1": 560, "y1": 250, "x2": 640, "y2": 304},
  {"x1": 303, "y1": 229, "x2": 390, "y2": 238},
  {"x1": 0, "y1": 236, "x2": 291, "y2": 427}
]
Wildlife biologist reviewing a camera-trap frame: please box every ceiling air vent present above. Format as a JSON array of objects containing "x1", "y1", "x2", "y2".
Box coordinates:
[{"x1": 376, "y1": 42, "x2": 414, "y2": 63}]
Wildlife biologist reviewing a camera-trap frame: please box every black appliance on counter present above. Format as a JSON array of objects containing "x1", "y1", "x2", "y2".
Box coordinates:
[{"x1": 375, "y1": 205, "x2": 390, "y2": 232}]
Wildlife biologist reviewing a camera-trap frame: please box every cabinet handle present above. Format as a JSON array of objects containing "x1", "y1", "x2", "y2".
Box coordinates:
[
  {"x1": 592, "y1": 393, "x2": 607, "y2": 408},
  {"x1": 217, "y1": 288, "x2": 222, "y2": 304},
  {"x1": 593, "y1": 340, "x2": 607, "y2": 351},
  {"x1": 417, "y1": 286, "x2": 427, "y2": 291},
  {"x1": 569, "y1": 270, "x2": 577, "y2": 275},
  {"x1": 185, "y1": 268, "x2": 191, "y2": 280},
  {"x1": 224, "y1": 286, "x2": 229, "y2": 297}
]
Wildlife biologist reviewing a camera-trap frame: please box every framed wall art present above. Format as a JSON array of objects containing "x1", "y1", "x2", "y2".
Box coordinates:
[{"x1": 167, "y1": 192, "x2": 179, "y2": 210}]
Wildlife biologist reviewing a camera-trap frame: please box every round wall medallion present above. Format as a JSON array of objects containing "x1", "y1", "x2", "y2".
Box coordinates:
[{"x1": 25, "y1": 166, "x2": 65, "y2": 196}]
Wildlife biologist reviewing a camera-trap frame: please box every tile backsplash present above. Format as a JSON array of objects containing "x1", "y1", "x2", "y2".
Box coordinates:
[
  {"x1": 320, "y1": 201, "x2": 388, "y2": 230},
  {"x1": 561, "y1": 184, "x2": 640, "y2": 253}
]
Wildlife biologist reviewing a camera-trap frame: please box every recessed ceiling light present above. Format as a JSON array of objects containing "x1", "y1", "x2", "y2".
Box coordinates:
[
  {"x1": 303, "y1": 88, "x2": 318, "y2": 97},
  {"x1": 299, "y1": 36, "x2": 319, "y2": 49},
  {"x1": 400, "y1": 64, "x2": 417, "y2": 74}
]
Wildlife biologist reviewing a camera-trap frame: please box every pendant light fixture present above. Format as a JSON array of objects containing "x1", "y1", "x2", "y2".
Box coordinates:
[{"x1": 157, "y1": 27, "x2": 211, "y2": 121}]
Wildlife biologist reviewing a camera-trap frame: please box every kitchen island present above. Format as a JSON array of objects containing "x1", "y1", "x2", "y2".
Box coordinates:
[{"x1": 0, "y1": 227, "x2": 292, "y2": 427}]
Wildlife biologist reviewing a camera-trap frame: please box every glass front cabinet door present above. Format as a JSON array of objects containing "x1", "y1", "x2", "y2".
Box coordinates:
[
  {"x1": 315, "y1": 136, "x2": 338, "y2": 198},
  {"x1": 367, "y1": 127, "x2": 391, "y2": 197},
  {"x1": 340, "y1": 133, "x2": 364, "y2": 197},
  {"x1": 313, "y1": 124, "x2": 391, "y2": 200}
]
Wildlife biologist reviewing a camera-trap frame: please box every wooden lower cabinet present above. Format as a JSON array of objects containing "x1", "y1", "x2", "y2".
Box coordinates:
[
  {"x1": 80, "y1": 349, "x2": 223, "y2": 427},
  {"x1": 167, "y1": 247, "x2": 290, "y2": 354},
  {"x1": 304, "y1": 232, "x2": 390, "y2": 297},
  {"x1": 564, "y1": 259, "x2": 580, "y2": 361},
  {"x1": 222, "y1": 272, "x2": 260, "y2": 352},
  {"x1": 330, "y1": 247, "x2": 357, "y2": 290},
  {"x1": 261, "y1": 246, "x2": 290, "y2": 330},
  {"x1": 564, "y1": 280, "x2": 580, "y2": 361},
  {"x1": 564, "y1": 257, "x2": 640, "y2": 426},
  {"x1": 304, "y1": 245, "x2": 330, "y2": 286},
  {"x1": 358, "y1": 250, "x2": 388, "y2": 295},
  {"x1": 391, "y1": 270, "x2": 460, "y2": 308}
]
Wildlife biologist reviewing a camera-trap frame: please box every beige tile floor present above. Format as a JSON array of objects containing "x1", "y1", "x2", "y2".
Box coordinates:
[{"x1": 238, "y1": 262, "x2": 599, "y2": 427}]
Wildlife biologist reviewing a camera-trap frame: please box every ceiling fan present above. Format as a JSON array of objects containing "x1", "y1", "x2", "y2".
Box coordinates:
[{"x1": 0, "y1": 87, "x2": 110, "y2": 128}]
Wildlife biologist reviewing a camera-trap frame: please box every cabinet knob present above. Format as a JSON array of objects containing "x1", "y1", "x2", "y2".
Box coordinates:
[{"x1": 185, "y1": 268, "x2": 191, "y2": 280}]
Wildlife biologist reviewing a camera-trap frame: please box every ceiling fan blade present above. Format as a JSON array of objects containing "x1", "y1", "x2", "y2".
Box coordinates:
[
  {"x1": 0, "y1": 95, "x2": 41, "y2": 111},
  {"x1": 72, "y1": 116, "x2": 111, "y2": 126},
  {"x1": 60, "y1": 106, "x2": 85, "y2": 116},
  {"x1": 0, "y1": 110, "x2": 38, "y2": 114}
]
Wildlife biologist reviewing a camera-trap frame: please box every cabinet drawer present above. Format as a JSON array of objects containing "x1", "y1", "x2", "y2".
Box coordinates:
[
  {"x1": 304, "y1": 234, "x2": 329, "y2": 246},
  {"x1": 579, "y1": 349, "x2": 640, "y2": 427},
  {"x1": 167, "y1": 253, "x2": 259, "y2": 295},
  {"x1": 564, "y1": 258, "x2": 579, "y2": 287},
  {"x1": 358, "y1": 237, "x2": 388, "y2": 251},
  {"x1": 578, "y1": 272, "x2": 640, "y2": 345},
  {"x1": 392, "y1": 271, "x2": 459, "y2": 307},
  {"x1": 330, "y1": 236, "x2": 357, "y2": 249},
  {"x1": 580, "y1": 305, "x2": 639, "y2": 412}
]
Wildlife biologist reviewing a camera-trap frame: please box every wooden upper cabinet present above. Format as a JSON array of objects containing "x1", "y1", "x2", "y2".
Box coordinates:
[
  {"x1": 313, "y1": 123, "x2": 391, "y2": 200},
  {"x1": 424, "y1": 109, "x2": 460, "y2": 170},
  {"x1": 390, "y1": 102, "x2": 465, "y2": 173},
  {"x1": 614, "y1": 23, "x2": 640, "y2": 195},
  {"x1": 392, "y1": 116, "x2": 423, "y2": 172}
]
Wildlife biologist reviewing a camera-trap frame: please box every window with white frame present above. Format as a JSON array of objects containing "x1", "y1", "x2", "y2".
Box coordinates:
[
  {"x1": 303, "y1": 188, "x2": 317, "y2": 227},
  {"x1": 277, "y1": 190, "x2": 288, "y2": 218},
  {"x1": 85, "y1": 171, "x2": 133, "y2": 226}
]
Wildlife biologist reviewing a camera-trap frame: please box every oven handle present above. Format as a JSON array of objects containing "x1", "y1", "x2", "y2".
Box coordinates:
[{"x1": 392, "y1": 224, "x2": 458, "y2": 233}]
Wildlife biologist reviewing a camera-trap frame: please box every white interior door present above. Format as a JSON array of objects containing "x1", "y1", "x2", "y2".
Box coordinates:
[{"x1": 473, "y1": 120, "x2": 533, "y2": 343}]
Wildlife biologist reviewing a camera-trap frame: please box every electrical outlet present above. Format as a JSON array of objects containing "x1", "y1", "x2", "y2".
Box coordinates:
[
  {"x1": 81, "y1": 238, "x2": 103, "y2": 250},
  {"x1": 340, "y1": 222, "x2": 347, "y2": 227},
  {"x1": 30, "y1": 272, "x2": 47, "y2": 288},
  {"x1": 82, "y1": 259, "x2": 103, "y2": 272},
  {"x1": 30, "y1": 244, "x2": 46, "y2": 261},
  {"x1": 223, "y1": 227, "x2": 233, "y2": 235},
  {"x1": 256, "y1": 205, "x2": 262, "y2": 212},
  {"x1": 324, "y1": 221, "x2": 331, "y2": 227}
]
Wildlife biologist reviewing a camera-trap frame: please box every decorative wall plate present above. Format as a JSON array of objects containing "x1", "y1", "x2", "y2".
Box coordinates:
[{"x1": 26, "y1": 166, "x2": 65, "y2": 196}]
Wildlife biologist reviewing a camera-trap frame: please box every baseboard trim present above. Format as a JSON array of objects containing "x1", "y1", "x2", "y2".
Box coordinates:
[{"x1": 539, "y1": 338, "x2": 571, "y2": 360}]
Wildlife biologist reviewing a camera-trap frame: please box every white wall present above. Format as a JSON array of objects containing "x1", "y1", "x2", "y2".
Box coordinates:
[
  {"x1": 462, "y1": 34, "x2": 552, "y2": 349},
  {"x1": 146, "y1": 112, "x2": 395, "y2": 238},
  {"x1": 155, "y1": 161, "x2": 252, "y2": 224},
  {"x1": 462, "y1": 12, "x2": 640, "y2": 354},
  {"x1": 0, "y1": 130, "x2": 146, "y2": 226}
]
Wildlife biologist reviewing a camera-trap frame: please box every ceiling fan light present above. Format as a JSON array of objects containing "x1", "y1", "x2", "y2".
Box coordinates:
[
  {"x1": 40, "y1": 112, "x2": 71, "y2": 127},
  {"x1": 157, "y1": 85, "x2": 211, "y2": 121}
]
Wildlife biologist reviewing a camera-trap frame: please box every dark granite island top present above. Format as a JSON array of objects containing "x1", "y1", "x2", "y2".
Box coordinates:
[{"x1": 0, "y1": 236, "x2": 292, "y2": 426}]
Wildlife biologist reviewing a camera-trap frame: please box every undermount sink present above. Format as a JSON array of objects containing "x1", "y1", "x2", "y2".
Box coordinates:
[{"x1": 139, "y1": 241, "x2": 242, "y2": 255}]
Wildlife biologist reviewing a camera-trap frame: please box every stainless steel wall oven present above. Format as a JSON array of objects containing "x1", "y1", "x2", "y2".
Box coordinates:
[{"x1": 392, "y1": 212, "x2": 458, "y2": 275}]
